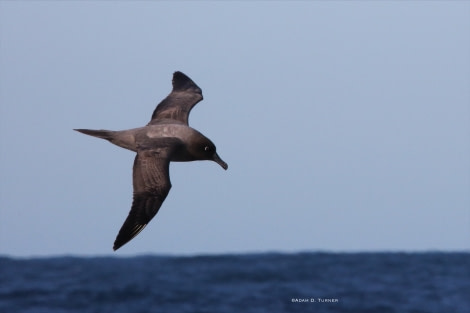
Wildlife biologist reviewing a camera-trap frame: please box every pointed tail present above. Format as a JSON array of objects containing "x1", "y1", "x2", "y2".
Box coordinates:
[{"x1": 74, "y1": 129, "x2": 114, "y2": 141}]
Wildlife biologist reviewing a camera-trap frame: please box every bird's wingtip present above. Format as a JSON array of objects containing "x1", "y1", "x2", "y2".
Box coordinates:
[{"x1": 171, "y1": 71, "x2": 201, "y2": 94}]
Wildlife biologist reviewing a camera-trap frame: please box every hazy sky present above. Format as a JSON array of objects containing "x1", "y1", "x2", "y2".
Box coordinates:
[{"x1": 1, "y1": 1, "x2": 469, "y2": 257}]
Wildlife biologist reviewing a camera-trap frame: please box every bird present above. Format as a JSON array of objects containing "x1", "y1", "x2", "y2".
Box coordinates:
[{"x1": 75, "y1": 71, "x2": 228, "y2": 251}]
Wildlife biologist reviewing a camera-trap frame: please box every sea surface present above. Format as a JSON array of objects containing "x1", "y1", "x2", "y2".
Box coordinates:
[{"x1": 0, "y1": 252, "x2": 468, "y2": 313}]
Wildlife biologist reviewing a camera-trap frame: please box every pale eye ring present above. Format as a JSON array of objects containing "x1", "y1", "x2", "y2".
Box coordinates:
[{"x1": 204, "y1": 146, "x2": 210, "y2": 151}]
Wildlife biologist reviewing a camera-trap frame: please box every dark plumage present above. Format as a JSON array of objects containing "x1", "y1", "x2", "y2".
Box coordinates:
[{"x1": 75, "y1": 72, "x2": 227, "y2": 251}]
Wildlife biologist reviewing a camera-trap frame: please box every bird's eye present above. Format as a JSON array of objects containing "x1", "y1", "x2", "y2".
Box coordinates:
[{"x1": 204, "y1": 146, "x2": 210, "y2": 151}]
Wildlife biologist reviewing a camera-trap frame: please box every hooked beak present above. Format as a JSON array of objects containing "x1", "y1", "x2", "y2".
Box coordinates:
[{"x1": 213, "y1": 152, "x2": 228, "y2": 170}]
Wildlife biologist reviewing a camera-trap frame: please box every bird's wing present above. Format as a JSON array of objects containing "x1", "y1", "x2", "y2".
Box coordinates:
[
  {"x1": 113, "y1": 138, "x2": 183, "y2": 251},
  {"x1": 148, "y1": 71, "x2": 203, "y2": 125}
]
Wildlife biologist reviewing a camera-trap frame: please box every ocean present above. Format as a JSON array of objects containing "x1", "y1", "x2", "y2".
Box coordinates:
[{"x1": 0, "y1": 252, "x2": 468, "y2": 313}]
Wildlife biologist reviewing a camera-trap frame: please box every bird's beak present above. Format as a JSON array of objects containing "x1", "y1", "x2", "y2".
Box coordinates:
[{"x1": 213, "y1": 152, "x2": 228, "y2": 170}]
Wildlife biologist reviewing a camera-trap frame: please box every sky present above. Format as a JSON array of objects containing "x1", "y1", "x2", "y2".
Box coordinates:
[{"x1": 0, "y1": 1, "x2": 469, "y2": 257}]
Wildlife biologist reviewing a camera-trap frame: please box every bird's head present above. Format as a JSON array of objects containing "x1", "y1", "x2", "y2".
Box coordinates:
[{"x1": 191, "y1": 136, "x2": 228, "y2": 170}]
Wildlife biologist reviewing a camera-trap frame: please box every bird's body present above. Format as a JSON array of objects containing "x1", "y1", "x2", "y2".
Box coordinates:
[
  {"x1": 75, "y1": 72, "x2": 227, "y2": 251},
  {"x1": 79, "y1": 121, "x2": 213, "y2": 160}
]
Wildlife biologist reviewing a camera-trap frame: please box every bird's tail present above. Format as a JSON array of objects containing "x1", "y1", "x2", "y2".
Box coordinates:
[{"x1": 74, "y1": 129, "x2": 115, "y2": 141}]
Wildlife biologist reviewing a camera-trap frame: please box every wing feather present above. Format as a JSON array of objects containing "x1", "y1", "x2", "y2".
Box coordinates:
[
  {"x1": 113, "y1": 139, "x2": 182, "y2": 251},
  {"x1": 148, "y1": 71, "x2": 203, "y2": 125}
]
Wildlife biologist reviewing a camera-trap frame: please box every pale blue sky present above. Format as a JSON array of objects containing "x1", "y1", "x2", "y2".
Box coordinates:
[{"x1": 1, "y1": 1, "x2": 469, "y2": 257}]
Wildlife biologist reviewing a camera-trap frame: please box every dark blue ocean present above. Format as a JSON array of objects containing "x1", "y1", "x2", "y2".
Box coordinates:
[{"x1": 0, "y1": 252, "x2": 468, "y2": 313}]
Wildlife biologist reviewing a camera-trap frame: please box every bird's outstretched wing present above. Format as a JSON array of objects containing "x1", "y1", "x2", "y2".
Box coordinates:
[
  {"x1": 113, "y1": 138, "x2": 183, "y2": 251},
  {"x1": 149, "y1": 71, "x2": 203, "y2": 125}
]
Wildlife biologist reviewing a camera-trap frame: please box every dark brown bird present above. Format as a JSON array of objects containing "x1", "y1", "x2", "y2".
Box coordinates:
[{"x1": 75, "y1": 71, "x2": 227, "y2": 251}]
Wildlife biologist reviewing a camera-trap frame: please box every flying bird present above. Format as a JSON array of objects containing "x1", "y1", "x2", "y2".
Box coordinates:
[{"x1": 75, "y1": 71, "x2": 228, "y2": 251}]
